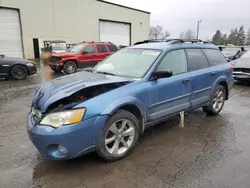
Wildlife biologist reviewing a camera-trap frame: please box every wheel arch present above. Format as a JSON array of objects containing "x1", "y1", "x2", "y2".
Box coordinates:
[
  {"x1": 63, "y1": 59, "x2": 79, "y2": 68},
  {"x1": 212, "y1": 76, "x2": 229, "y2": 100},
  {"x1": 9, "y1": 64, "x2": 29, "y2": 76},
  {"x1": 101, "y1": 97, "x2": 147, "y2": 133}
]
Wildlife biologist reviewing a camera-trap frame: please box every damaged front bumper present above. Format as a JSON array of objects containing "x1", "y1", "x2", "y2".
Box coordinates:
[
  {"x1": 233, "y1": 71, "x2": 250, "y2": 81},
  {"x1": 27, "y1": 113, "x2": 109, "y2": 160}
]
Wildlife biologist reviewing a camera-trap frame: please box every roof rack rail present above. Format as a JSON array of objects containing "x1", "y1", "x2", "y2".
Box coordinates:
[
  {"x1": 134, "y1": 39, "x2": 164, "y2": 45},
  {"x1": 134, "y1": 39, "x2": 211, "y2": 45},
  {"x1": 165, "y1": 39, "x2": 211, "y2": 44}
]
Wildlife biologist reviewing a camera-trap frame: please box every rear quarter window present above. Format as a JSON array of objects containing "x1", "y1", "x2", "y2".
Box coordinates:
[
  {"x1": 107, "y1": 45, "x2": 118, "y2": 52},
  {"x1": 202, "y1": 49, "x2": 227, "y2": 66}
]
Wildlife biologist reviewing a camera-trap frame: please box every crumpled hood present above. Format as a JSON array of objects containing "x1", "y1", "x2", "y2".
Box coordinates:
[
  {"x1": 231, "y1": 58, "x2": 250, "y2": 69},
  {"x1": 32, "y1": 71, "x2": 133, "y2": 113}
]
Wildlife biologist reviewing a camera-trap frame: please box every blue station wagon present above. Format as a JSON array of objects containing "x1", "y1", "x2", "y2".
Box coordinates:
[{"x1": 27, "y1": 39, "x2": 234, "y2": 161}]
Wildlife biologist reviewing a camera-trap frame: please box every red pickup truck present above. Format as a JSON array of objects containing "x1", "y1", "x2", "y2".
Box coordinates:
[{"x1": 48, "y1": 42, "x2": 118, "y2": 74}]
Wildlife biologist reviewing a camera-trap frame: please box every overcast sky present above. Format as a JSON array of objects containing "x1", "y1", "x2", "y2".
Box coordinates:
[{"x1": 108, "y1": 0, "x2": 250, "y2": 40}]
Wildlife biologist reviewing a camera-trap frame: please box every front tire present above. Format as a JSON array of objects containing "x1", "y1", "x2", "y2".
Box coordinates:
[
  {"x1": 10, "y1": 65, "x2": 28, "y2": 80},
  {"x1": 203, "y1": 85, "x2": 226, "y2": 115},
  {"x1": 98, "y1": 110, "x2": 140, "y2": 161},
  {"x1": 63, "y1": 61, "x2": 77, "y2": 74}
]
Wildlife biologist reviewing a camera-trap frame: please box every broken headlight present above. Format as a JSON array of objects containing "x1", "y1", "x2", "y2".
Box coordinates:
[{"x1": 40, "y1": 108, "x2": 85, "y2": 128}]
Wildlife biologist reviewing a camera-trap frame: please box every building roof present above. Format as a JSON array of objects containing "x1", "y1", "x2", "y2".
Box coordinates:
[{"x1": 97, "y1": 0, "x2": 151, "y2": 14}]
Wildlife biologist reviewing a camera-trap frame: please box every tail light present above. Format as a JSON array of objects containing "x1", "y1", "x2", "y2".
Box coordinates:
[{"x1": 229, "y1": 63, "x2": 234, "y2": 72}]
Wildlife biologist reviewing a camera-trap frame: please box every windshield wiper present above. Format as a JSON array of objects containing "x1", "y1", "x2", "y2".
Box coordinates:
[{"x1": 95, "y1": 71, "x2": 115, "y2": 76}]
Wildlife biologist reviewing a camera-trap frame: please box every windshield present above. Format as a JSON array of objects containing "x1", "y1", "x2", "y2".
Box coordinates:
[
  {"x1": 93, "y1": 48, "x2": 161, "y2": 78},
  {"x1": 68, "y1": 44, "x2": 86, "y2": 53},
  {"x1": 51, "y1": 42, "x2": 67, "y2": 51}
]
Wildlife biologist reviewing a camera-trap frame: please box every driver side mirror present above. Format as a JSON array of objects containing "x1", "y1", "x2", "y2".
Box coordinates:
[
  {"x1": 0, "y1": 54, "x2": 5, "y2": 58},
  {"x1": 151, "y1": 69, "x2": 173, "y2": 80},
  {"x1": 82, "y1": 51, "x2": 88, "y2": 55}
]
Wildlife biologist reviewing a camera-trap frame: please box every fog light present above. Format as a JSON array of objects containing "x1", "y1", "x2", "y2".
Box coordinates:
[{"x1": 58, "y1": 145, "x2": 68, "y2": 154}]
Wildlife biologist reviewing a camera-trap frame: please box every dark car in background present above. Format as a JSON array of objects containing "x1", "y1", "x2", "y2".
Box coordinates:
[
  {"x1": 0, "y1": 54, "x2": 37, "y2": 80},
  {"x1": 232, "y1": 50, "x2": 250, "y2": 82},
  {"x1": 48, "y1": 42, "x2": 118, "y2": 74}
]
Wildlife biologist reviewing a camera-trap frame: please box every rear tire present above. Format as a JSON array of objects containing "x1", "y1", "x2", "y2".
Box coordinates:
[
  {"x1": 98, "y1": 110, "x2": 140, "y2": 161},
  {"x1": 51, "y1": 67, "x2": 62, "y2": 73},
  {"x1": 203, "y1": 85, "x2": 226, "y2": 115},
  {"x1": 10, "y1": 65, "x2": 28, "y2": 80},
  {"x1": 63, "y1": 61, "x2": 77, "y2": 74}
]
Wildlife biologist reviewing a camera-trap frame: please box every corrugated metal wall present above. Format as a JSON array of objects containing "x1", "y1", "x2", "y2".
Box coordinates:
[{"x1": 0, "y1": 0, "x2": 150, "y2": 58}]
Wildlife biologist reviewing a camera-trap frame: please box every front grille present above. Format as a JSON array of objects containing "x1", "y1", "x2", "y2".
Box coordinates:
[
  {"x1": 50, "y1": 56, "x2": 61, "y2": 62},
  {"x1": 234, "y1": 68, "x2": 250, "y2": 73}
]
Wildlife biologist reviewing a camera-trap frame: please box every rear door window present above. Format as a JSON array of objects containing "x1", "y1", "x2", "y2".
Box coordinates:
[
  {"x1": 186, "y1": 49, "x2": 210, "y2": 71},
  {"x1": 202, "y1": 49, "x2": 227, "y2": 66},
  {"x1": 97, "y1": 44, "x2": 108, "y2": 53},
  {"x1": 107, "y1": 45, "x2": 118, "y2": 52}
]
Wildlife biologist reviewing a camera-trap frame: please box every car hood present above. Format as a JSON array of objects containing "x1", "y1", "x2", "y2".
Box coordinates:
[
  {"x1": 0, "y1": 57, "x2": 33, "y2": 64},
  {"x1": 52, "y1": 52, "x2": 78, "y2": 58},
  {"x1": 231, "y1": 58, "x2": 250, "y2": 69},
  {"x1": 32, "y1": 71, "x2": 133, "y2": 113}
]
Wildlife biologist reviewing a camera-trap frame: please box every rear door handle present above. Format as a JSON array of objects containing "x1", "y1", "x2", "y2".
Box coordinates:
[
  {"x1": 211, "y1": 72, "x2": 216, "y2": 76},
  {"x1": 182, "y1": 79, "x2": 189, "y2": 84}
]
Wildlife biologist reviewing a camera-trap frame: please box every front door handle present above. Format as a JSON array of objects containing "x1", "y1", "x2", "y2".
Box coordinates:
[
  {"x1": 182, "y1": 79, "x2": 189, "y2": 84},
  {"x1": 211, "y1": 72, "x2": 216, "y2": 76},
  {"x1": 92, "y1": 55, "x2": 97, "y2": 57}
]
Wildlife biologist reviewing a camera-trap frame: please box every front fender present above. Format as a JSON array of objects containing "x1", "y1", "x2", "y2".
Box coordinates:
[
  {"x1": 61, "y1": 57, "x2": 79, "y2": 63},
  {"x1": 101, "y1": 96, "x2": 147, "y2": 116},
  {"x1": 101, "y1": 96, "x2": 147, "y2": 131}
]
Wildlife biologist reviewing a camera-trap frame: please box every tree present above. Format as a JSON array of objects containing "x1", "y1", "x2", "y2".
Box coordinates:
[
  {"x1": 179, "y1": 29, "x2": 196, "y2": 39},
  {"x1": 228, "y1": 29, "x2": 237, "y2": 45},
  {"x1": 238, "y1": 25, "x2": 246, "y2": 45},
  {"x1": 149, "y1": 25, "x2": 170, "y2": 40},
  {"x1": 234, "y1": 28, "x2": 239, "y2": 45},
  {"x1": 212, "y1": 30, "x2": 222, "y2": 45},
  {"x1": 246, "y1": 28, "x2": 250, "y2": 45},
  {"x1": 222, "y1": 33, "x2": 228, "y2": 45}
]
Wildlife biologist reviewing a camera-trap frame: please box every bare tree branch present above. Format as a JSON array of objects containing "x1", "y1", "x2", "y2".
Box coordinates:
[{"x1": 149, "y1": 25, "x2": 170, "y2": 40}]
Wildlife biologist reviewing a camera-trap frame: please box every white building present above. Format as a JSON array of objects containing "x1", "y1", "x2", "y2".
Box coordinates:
[{"x1": 0, "y1": 0, "x2": 150, "y2": 59}]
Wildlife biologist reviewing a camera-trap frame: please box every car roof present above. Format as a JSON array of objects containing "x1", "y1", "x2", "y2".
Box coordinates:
[
  {"x1": 130, "y1": 42, "x2": 218, "y2": 51},
  {"x1": 80, "y1": 42, "x2": 115, "y2": 45}
]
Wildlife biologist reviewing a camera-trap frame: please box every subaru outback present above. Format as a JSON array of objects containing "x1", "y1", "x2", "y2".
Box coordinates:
[{"x1": 27, "y1": 39, "x2": 234, "y2": 161}]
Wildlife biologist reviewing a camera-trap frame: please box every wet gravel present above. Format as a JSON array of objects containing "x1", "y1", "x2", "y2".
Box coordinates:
[{"x1": 1, "y1": 62, "x2": 250, "y2": 188}]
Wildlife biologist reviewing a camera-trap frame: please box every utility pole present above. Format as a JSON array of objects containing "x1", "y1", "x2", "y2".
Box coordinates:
[{"x1": 196, "y1": 20, "x2": 202, "y2": 39}]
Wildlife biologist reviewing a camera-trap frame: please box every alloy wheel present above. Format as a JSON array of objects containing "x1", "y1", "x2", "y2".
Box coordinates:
[
  {"x1": 212, "y1": 89, "x2": 224, "y2": 112},
  {"x1": 12, "y1": 66, "x2": 26, "y2": 79},
  {"x1": 105, "y1": 119, "x2": 135, "y2": 156},
  {"x1": 66, "y1": 64, "x2": 75, "y2": 73}
]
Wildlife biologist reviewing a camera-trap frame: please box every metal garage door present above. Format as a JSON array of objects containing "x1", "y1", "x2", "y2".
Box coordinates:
[
  {"x1": 100, "y1": 21, "x2": 130, "y2": 46},
  {"x1": 0, "y1": 8, "x2": 23, "y2": 58}
]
